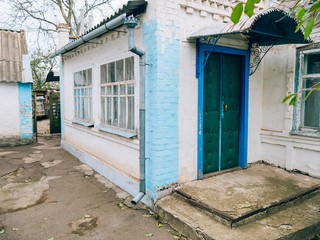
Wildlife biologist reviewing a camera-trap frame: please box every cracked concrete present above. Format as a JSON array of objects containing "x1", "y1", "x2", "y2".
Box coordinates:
[
  {"x1": 156, "y1": 164, "x2": 320, "y2": 240},
  {"x1": 41, "y1": 160, "x2": 63, "y2": 168},
  {"x1": 0, "y1": 135, "x2": 177, "y2": 240},
  {"x1": 0, "y1": 176, "x2": 60, "y2": 212},
  {"x1": 23, "y1": 152, "x2": 44, "y2": 164},
  {"x1": 176, "y1": 164, "x2": 320, "y2": 217}
]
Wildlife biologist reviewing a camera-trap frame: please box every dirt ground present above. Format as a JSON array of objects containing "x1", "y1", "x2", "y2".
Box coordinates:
[{"x1": 0, "y1": 136, "x2": 182, "y2": 240}]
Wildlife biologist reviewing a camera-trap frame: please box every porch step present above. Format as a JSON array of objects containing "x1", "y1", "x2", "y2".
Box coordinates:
[
  {"x1": 155, "y1": 191, "x2": 320, "y2": 240},
  {"x1": 175, "y1": 186, "x2": 320, "y2": 228}
]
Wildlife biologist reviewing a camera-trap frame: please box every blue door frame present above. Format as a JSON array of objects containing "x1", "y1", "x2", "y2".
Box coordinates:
[{"x1": 197, "y1": 43, "x2": 250, "y2": 179}]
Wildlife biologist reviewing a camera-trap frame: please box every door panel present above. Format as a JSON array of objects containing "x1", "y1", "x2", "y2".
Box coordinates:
[
  {"x1": 203, "y1": 52, "x2": 242, "y2": 174},
  {"x1": 203, "y1": 53, "x2": 220, "y2": 174},
  {"x1": 221, "y1": 54, "x2": 241, "y2": 170}
]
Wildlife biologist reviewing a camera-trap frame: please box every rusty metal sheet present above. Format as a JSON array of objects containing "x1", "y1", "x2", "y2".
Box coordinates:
[{"x1": 0, "y1": 29, "x2": 28, "y2": 83}]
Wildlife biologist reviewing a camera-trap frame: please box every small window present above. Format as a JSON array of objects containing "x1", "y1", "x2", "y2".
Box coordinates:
[
  {"x1": 73, "y1": 68, "x2": 93, "y2": 123},
  {"x1": 294, "y1": 51, "x2": 320, "y2": 134},
  {"x1": 301, "y1": 78, "x2": 320, "y2": 129},
  {"x1": 100, "y1": 56, "x2": 135, "y2": 131}
]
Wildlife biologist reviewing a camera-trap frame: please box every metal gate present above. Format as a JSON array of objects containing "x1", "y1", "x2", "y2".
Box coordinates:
[{"x1": 49, "y1": 91, "x2": 61, "y2": 134}]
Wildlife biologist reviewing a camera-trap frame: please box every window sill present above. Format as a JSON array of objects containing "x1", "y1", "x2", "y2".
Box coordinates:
[
  {"x1": 96, "y1": 126, "x2": 137, "y2": 139},
  {"x1": 72, "y1": 120, "x2": 94, "y2": 127},
  {"x1": 290, "y1": 130, "x2": 320, "y2": 138}
]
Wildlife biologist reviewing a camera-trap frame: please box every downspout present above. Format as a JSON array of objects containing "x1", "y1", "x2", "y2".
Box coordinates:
[{"x1": 124, "y1": 15, "x2": 146, "y2": 205}]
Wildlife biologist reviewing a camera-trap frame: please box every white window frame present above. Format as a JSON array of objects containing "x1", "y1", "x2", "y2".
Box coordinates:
[
  {"x1": 99, "y1": 53, "x2": 139, "y2": 134},
  {"x1": 73, "y1": 67, "x2": 93, "y2": 124},
  {"x1": 293, "y1": 49, "x2": 320, "y2": 136}
]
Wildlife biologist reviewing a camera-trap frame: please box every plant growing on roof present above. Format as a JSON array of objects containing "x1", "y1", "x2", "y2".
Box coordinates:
[
  {"x1": 231, "y1": 0, "x2": 320, "y2": 105},
  {"x1": 231, "y1": 0, "x2": 319, "y2": 40}
]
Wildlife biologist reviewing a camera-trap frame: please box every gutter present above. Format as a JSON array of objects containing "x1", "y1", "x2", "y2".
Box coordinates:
[
  {"x1": 124, "y1": 15, "x2": 146, "y2": 205},
  {"x1": 49, "y1": 13, "x2": 127, "y2": 58}
]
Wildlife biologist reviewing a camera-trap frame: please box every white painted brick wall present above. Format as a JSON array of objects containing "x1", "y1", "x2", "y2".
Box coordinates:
[{"x1": 0, "y1": 82, "x2": 20, "y2": 137}]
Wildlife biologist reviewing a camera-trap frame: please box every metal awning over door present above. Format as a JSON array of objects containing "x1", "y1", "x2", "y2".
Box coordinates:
[{"x1": 189, "y1": 8, "x2": 311, "y2": 75}]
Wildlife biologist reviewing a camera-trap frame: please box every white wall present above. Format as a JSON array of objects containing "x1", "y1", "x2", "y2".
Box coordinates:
[
  {"x1": 0, "y1": 82, "x2": 20, "y2": 137},
  {"x1": 260, "y1": 45, "x2": 320, "y2": 178},
  {"x1": 62, "y1": 24, "x2": 142, "y2": 181}
]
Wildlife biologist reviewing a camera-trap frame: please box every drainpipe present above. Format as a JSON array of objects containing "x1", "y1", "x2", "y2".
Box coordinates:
[
  {"x1": 49, "y1": 13, "x2": 127, "y2": 58},
  {"x1": 124, "y1": 15, "x2": 146, "y2": 205}
]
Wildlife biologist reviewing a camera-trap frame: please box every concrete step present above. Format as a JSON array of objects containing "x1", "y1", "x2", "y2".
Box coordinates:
[
  {"x1": 155, "y1": 191, "x2": 320, "y2": 240},
  {"x1": 175, "y1": 186, "x2": 320, "y2": 228}
]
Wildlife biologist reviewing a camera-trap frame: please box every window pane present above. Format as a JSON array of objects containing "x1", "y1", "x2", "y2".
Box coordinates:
[
  {"x1": 127, "y1": 83, "x2": 134, "y2": 95},
  {"x1": 125, "y1": 57, "x2": 134, "y2": 81},
  {"x1": 116, "y1": 59, "x2": 124, "y2": 82},
  {"x1": 113, "y1": 97, "x2": 118, "y2": 126},
  {"x1": 128, "y1": 96, "x2": 134, "y2": 130},
  {"x1": 101, "y1": 86, "x2": 105, "y2": 96},
  {"x1": 107, "y1": 86, "x2": 112, "y2": 95},
  {"x1": 305, "y1": 54, "x2": 320, "y2": 74},
  {"x1": 89, "y1": 97, "x2": 92, "y2": 122},
  {"x1": 78, "y1": 72, "x2": 85, "y2": 86},
  {"x1": 74, "y1": 97, "x2": 77, "y2": 117},
  {"x1": 74, "y1": 73, "x2": 78, "y2": 86},
  {"x1": 113, "y1": 85, "x2": 118, "y2": 95},
  {"x1": 120, "y1": 84, "x2": 126, "y2": 95},
  {"x1": 107, "y1": 97, "x2": 112, "y2": 125},
  {"x1": 84, "y1": 97, "x2": 88, "y2": 120},
  {"x1": 77, "y1": 97, "x2": 80, "y2": 119},
  {"x1": 81, "y1": 96, "x2": 85, "y2": 119},
  {"x1": 120, "y1": 97, "x2": 126, "y2": 128},
  {"x1": 83, "y1": 70, "x2": 87, "y2": 85},
  {"x1": 87, "y1": 69, "x2": 92, "y2": 85},
  {"x1": 101, "y1": 97, "x2": 105, "y2": 124},
  {"x1": 101, "y1": 64, "x2": 107, "y2": 83},
  {"x1": 108, "y1": 62, "x2": 115, "y2": 83},
  {"x1": 301, "y1": 78, "x2": 320, "y2": 128}
]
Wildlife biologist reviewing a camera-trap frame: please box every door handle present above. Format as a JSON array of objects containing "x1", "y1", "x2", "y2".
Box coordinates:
[{"x1": 224, "y1": 104, "x2": 228, "y2": 112}]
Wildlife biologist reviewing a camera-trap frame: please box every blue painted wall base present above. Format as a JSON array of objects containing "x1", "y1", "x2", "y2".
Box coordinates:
[
  {"x1": 18, "y1": 83, "x2": 33, "y2": 140},
  {"x1": 143, "y1": 20, "x2": 180, "y2": 198}
]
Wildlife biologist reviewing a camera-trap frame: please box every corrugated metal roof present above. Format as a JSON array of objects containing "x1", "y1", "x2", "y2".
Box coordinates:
[
  {"x1": 189, "y1": 8, "x2": 311, "y2": 46},
  {"x1": 0, "y1": 29, "x2": 28, "y2": 83},
  {"x1": 71, "y1": 0, "x2": 147, "y2": 44}
]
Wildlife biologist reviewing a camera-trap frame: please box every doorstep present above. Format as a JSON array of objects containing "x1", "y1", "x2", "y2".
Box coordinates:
[{"x1": 155, "y1": 163, "x2": 320, "y2": 240}]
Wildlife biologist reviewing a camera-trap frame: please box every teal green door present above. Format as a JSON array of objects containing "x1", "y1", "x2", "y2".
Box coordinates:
[{"x1": 203, "y1": 52, "x2": 242, "y2": 174}]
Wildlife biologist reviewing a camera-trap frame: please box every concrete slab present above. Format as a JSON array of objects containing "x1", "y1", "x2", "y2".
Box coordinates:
[
  {"x1": 177, "y1": 164, "x2": 320, "y2": 218},
  {"x1": 156, "y1": 164, "x2": 320, "y2": 239},
  {"x1": 156, "y1": 191, "x2": 320, "y2": 240}
]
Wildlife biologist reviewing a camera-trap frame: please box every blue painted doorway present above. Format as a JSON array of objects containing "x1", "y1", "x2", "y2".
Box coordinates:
[{"x1": 197, "y1": 44, "x2": 249, "y2": 179}]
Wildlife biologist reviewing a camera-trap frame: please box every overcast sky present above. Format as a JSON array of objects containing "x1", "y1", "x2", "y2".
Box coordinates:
[{"x1": 0, "y1": 0, "x2": 129, "y2": 51}]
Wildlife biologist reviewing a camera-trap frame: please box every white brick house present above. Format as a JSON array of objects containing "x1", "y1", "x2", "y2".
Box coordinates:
[
  {"x1": 0, "y1": 29, "x2": 33, "y2": 147},
  {"x1": 50, "y1": 0, "x2": 318, "y2": 206}
]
